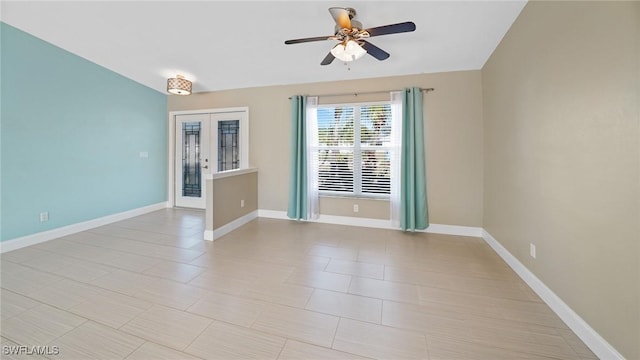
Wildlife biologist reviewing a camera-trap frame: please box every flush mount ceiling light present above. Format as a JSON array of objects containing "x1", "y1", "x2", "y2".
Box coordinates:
[
  {"x1": 330, "y1": 40, "x2": 367, "y2": 62},
  {"x1": 167, "y1": 75, "x2": 192, "y2": 95}
]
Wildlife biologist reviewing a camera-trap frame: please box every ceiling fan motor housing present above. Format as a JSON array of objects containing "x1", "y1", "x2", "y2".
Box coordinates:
[{"x1": 335, "y1": 20, "x2": 363, "y2": 34}]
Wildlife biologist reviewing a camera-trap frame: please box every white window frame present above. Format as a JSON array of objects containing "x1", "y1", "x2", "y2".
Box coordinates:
[{"x1": 314, "y1": 101, "x2": 393, "y2": 199}]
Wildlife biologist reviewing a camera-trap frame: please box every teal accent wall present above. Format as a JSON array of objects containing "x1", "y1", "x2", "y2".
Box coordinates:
[{"x1": 1, "y1": 22, "x2": 168, "y2": 241}]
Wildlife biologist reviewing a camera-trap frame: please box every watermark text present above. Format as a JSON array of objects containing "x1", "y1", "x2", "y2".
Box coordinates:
[{"x1": 3, "y1": 345, "x2": 60, "y2": 356}]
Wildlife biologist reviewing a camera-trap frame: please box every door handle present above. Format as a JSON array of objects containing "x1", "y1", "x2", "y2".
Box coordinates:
[{"x1": 202, "y1": 165, "x2": 209, "y2": 169}]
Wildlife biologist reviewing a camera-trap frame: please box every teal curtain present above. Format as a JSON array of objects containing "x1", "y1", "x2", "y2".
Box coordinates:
[
  {"x1": 287, "y1": 96, "x2": 308, "y2": 220},
  {"x1": 400, "y1": 87, "x2": 429, "y2": 231}
]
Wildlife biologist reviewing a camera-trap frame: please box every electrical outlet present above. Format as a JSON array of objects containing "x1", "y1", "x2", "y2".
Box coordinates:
[
  {"x1": 240, "y1": 199, "x2": 245, "y2": 208},
  {"x1": 139, "y1": 151, "x2": 149, "y2": 158},
  {"x1": 40, "y1": 211, "x2": 49, "y2": 222},
  {"x1": 530, "y1": 243, "x2": 536, "y2": 259},
  {"x1": 353, "y1": 204, "x2": 359, "y2": 213}
]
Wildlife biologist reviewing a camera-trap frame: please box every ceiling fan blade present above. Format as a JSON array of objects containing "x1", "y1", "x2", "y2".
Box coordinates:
[
  {"x1": 285, "y1": 36, "x2": 334, "y2": 45},
  {"x1": 329, "y1": 7, "x2": 352, "y2": 29},
  {"x1": 361, "y1": 40, "x2": 390, "y2": 61},
  {"x1": 321, "y1": 52, "x2": 335, "y2": 65},
  {"x1": 365, "y1": 21, "x2": 416, "y2": 37}
]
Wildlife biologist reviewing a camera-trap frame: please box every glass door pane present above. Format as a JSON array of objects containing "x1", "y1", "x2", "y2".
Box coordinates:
[
  {"x1": 211, "y1": 111, "x2": 248, "y2": 173},
  {"x1": 218, "y1": 120, "x2": 240, "y2": 172},
  {"x1": 182, "y1": 122, "x2": 202, "y2": 197}
]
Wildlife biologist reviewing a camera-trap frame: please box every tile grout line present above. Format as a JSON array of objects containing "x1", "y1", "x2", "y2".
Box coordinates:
[
  {"x1": 180, "y1": 316, "x2": 215, "y2": 355},
  {"x1": 274, "y1": 338, "x2": 289, "y2": 360},
  {"x1": 122, "y1": 339, "x2": 147, "y2": 360},
  {"x1": 330, "y1": 317, "x2": 342, "y2": 350}
]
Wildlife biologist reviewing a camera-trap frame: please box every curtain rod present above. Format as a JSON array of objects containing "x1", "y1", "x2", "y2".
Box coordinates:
[{"x1": 288, "y1": 88, "x2": 434, "y2": 100}]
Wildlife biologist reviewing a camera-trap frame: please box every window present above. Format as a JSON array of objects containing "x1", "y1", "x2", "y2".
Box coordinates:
[{"x1": 314, "y1": 102, "x2": 393, "y2": 197}]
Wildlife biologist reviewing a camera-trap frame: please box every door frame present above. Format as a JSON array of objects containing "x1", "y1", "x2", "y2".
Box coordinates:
[{"x1": 167, "y1": 107, "x2": 249, "y2": 208}]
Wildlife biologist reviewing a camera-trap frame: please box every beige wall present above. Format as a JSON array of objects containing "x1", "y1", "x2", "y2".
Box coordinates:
[
  {"x1": 207, "y1": 171, "x2": 258, "y2": 230},
  {"x1": 319, "y1": 197, "x2": 389, "y2": 220},
  {"x1": 169, "y1": 71, "x2": 484, "y2": 227},
  {"x1": 482, "y1": 2, "x2": 639, "y2": 359}
]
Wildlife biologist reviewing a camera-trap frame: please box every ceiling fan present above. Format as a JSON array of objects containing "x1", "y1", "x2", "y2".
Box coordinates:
[{"x1": 284, "y1": 7, "x2": 416, "y2": 65}]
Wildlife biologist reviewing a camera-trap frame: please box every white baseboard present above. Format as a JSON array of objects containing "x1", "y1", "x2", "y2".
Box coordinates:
[
  {"x1": 0, "y1": 202, "x2": 169, "y2": 253},
  {"x1": 314, "y1": 214, "x2": 393, "y2": 229},
  {"x1": 257, "y1": 209, "x2": 482, "y2": 237},
  {"x1": 257, "y1": 209, "x2": 289, "y2": 220},
  {"x1": 204, "y1": 210, "x2": 259, "y2": 241},
  {"x1": 420, "y1": 223, "x2": 483, "y2": 237},
  {"x1": 481, "y1": 230, "x2": 624, "y2": 360}
]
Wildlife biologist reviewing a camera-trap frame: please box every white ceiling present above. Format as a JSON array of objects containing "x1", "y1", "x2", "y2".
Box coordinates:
[{"x1": 1, "y1": 1, "x2": 527, "y2": 94}]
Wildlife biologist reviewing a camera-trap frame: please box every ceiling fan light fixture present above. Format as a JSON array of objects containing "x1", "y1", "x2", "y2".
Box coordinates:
[
  {"x1": 330, "y1": 40, "x2": 367, "y2": 62},
  {"x1": 167, "y1": 75, "x2": 192, "y2": 95}
]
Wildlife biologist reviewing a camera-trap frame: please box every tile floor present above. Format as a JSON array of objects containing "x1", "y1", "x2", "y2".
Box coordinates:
[{"x1": 0, "y1": 209, "x2": 597, "y2": 359}]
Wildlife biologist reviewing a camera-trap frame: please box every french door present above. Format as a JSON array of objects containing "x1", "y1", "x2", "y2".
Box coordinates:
[
  {"x1": 174, "y1": 110, "x2": 248, "y2": 209},
  {"x1": 175, "y1": 114, "x2": 211, "y2": 208}
]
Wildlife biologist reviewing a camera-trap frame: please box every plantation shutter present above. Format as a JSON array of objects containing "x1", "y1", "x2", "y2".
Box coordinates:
[
  {"x1": 360, "y1": 104, "x2": 392, "y2": 195},
  {"x1": 315, "y1": 103, "x2": 393, "y2": 197},
  {"x1": 317, "y1": 106, "x2": 355, "y2": 192}
]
